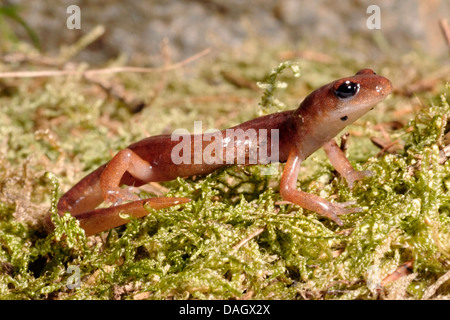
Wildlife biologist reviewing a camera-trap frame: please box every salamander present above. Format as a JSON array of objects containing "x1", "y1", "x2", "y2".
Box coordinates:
[{"x1": 53, "y1": 68, "x2": 392, "y2": 236}]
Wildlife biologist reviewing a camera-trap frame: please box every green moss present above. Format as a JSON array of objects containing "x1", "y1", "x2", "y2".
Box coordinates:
[
  {"x1": 0, "y1": 35, "x2": 449, "y2": 299},
  {"x1": 257, "y1": 60, "x2": 301, "y2": 114}
]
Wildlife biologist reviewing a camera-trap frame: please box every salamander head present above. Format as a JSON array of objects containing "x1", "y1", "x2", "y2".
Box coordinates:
[{"x1": 293, "y1": 69, "x2": 392, "y2": 146}]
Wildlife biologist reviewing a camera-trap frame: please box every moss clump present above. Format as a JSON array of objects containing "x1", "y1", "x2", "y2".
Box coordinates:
[
  {"x1": 2, "y1": 85, "x2": 449, "y2": 300},
  {"x1": 0, "y1": 31, "x2": 449, "y2": 299}
]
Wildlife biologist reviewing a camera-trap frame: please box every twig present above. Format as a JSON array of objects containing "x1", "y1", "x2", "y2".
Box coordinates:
[
  {"x1": 84, "y1": 74, "x2": 145, "y2": 113},
  {"x1": 372, "y1": 138, "x2": 403, "y2": 157},
  {"x1": 439, "y1": 19, "x2": 450, "y2": 49},
  {"x1": 1, "y1": 52, "x2": 59, "y2": 67},
  {"x1": 422, "y1": 268, "x2": 450, "y2": 300},
  {"x1": 221, "y1": 70, "x2": 260, "y2": 91},
  {"x1": 339, "y1": 132, "x2": 350, "y2": 152},
  {"x1": 0, "y1": 48, "x2": 211, "y2": 79},
  {"x1": 147, "y1": 37, "x2": 171, "y2": 108},
  {"x1": 58, "y1": 25, "x2": 105, "y2": 63},
  {"x1": 439, "y1": 144, "x2": 450, "y2": 165},
  {"x1": 231, "y1": 227, "x2": 265, "y2": 253},
  {"x1": 381, "y1": 260, "x2": 414, "y2": 287},
  {"x1": 393, "y1": 65, "x2": 450, "y2": 96}
]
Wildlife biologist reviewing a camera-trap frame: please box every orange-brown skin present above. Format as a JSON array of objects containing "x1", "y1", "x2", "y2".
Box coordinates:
[{"x1": 55, "y1": 69, "x2": 392, "y2": 236}]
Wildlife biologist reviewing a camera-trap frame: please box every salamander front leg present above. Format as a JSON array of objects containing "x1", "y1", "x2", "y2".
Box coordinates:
[
  {"x1": 322, "y1": 139, "x2": 373, "y2": 189},
  {"x1": 279, "y1": 151, "x2": 361, "y2": 226}
]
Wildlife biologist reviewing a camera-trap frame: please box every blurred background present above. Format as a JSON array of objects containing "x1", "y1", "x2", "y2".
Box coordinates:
[{"x1": 1, "y1": 0, "x2": 449, "y2": 65}]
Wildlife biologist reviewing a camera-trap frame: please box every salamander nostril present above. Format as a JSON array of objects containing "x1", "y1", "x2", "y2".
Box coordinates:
[{"x1": 340, "y1": 115, "x2": 348, "y2": 121}]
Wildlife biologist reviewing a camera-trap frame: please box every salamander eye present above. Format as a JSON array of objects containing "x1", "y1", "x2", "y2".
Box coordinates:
[{"x1": 335, "y1": 81, "x2": 360, "y2": 99}]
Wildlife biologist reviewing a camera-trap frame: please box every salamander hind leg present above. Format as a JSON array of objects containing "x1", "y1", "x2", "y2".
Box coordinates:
[
  {"x1": 100, "y1": 148, "x2": 154, "y2": 204},
  {"x1": 77, "y1": 197, "x2": 191, "y2": 236},
  {"x1": 68, "y1": 147, "x2": 192, "y2": 235},
  {"x1": 100, "y1": 147, "x2": 191, "y2": 208}
]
